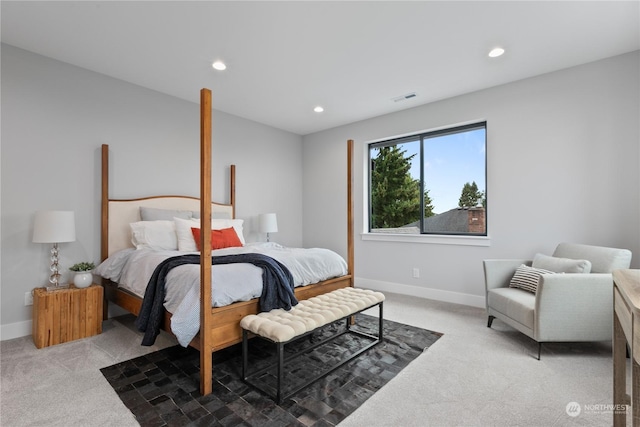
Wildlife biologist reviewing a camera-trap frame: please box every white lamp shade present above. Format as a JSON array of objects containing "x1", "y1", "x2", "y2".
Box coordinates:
[
  {"x1": 32, "y1": 210, "x2": 76, "y2": 243},
  {"x1": 259, "y1": 213, "x2": 278, "y2": 233}
]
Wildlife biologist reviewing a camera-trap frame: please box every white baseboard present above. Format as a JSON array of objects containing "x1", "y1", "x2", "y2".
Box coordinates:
[
  {"x1": 356, "y1": 277, "x2": 485, "y2": 308},
  {"x1": 1, "y1": 319, "x2": 32, "y2": 341},
  {"x1": 1, "y1": 279, "x2": 484, "y2": 341},
  {"x1": 1, "y1": 305, "x2": 126, "y2": 341}
]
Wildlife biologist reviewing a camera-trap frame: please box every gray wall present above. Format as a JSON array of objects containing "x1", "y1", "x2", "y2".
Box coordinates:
[
  {"x1": 303, "y1": 51, "x2": 640, "y2": 306},
  {"x1": 1, "y1": 44, "x2": 303, "y2": 337},
  {"x1": 3, "y1": 44, "x2": 638, "y2": 338}
]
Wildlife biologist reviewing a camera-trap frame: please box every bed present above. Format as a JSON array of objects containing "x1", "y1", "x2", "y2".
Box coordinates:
[{"x1": 98, "y1": 88, "x2": 355, "y2": 395}]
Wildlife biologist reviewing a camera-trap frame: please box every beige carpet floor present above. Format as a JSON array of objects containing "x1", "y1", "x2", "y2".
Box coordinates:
[{"x1": 0, "y1": 291, "x2": 624, "y2": 426}]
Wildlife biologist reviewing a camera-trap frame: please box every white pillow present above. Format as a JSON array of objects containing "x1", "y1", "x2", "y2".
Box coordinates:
[
  {"x1": 130, "y1": 220, "x2": 178, "y2": 251},
  {"x1": 174, "y1": 217, "x2": 200, "y2": 251},
  {"x1": 532, "y1": 253, "x2": 592, "y2": 273},
  {"x1": 174, "y1": 217, "x2": 246, "y2": 251}
]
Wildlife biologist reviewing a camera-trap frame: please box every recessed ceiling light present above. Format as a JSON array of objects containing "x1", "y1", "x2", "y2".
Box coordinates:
[
  {"x1": 212, "y1": 61, "x2": 226, "y2": 71},
  {"x1": 313, "y1": 106, "x2": 324, "y2": 113},
  {"x1": 488, "y1": 47, "x2": 505, "y2": 58}
]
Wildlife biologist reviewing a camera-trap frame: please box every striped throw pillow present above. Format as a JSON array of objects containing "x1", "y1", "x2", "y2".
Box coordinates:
[{"x1": 509, "y1": 264, "x2": 554, "y2": 294}]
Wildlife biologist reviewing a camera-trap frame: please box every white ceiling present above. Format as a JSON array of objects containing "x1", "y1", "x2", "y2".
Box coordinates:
[{"x1": 2, "y1": 1, "x2": 639, "y2": 135}]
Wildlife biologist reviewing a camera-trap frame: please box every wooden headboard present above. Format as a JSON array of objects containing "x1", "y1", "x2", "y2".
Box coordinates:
[{"x1": 101, "y1": 144, "x2": 236, "y2": 260}]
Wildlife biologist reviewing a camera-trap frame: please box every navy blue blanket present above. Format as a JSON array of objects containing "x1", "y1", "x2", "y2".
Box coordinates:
[{"x1": 135, "y1": 253, "x2": 297, "y2": 346}]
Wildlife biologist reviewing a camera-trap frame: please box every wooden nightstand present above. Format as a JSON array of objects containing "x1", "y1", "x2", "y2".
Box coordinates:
[{"x1": 32, "y1": 284, "x2": 103, "y2": 348}]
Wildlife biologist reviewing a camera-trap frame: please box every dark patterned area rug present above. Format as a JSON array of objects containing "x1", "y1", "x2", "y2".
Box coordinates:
[{"x1": 101, "y1": 314, "x2": 442, "y2": 427}]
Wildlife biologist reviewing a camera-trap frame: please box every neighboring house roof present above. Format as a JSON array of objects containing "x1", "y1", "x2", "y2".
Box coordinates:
[
  {"x1": 422, "y1": 208, "x2": 474, "y2": 233},
  {"x1": 374, "y1": 207, "x2": 484, "y2": 234}
]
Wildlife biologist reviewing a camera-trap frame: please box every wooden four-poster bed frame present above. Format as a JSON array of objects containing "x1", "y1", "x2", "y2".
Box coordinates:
[{"x1": 100, "y1": 88, "x2": 355, "y2": 395}]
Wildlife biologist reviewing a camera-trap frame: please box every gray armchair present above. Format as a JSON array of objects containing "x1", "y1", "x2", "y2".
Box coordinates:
[{"x1": 484, "y1": 242, "x2": 632, "y2": 359}]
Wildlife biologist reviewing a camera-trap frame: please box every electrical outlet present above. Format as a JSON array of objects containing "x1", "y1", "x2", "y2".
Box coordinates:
[
  {"x1": 24, "y1": 291, "x2": 33, "y2": 306},
  {"x1": 412, "y1": 268, "x2": 420, "y2": 278}
]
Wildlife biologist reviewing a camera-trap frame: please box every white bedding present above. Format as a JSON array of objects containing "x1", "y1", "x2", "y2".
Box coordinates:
[{"x1": 95, "y1": 242, "x2": 348, "y2": 346}]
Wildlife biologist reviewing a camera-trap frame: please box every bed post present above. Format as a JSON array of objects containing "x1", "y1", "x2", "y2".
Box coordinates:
[
  {"x1": 101, "y1": 144, "x2": 110, "y2": 320},
  {"x1": 230, "y1": 165, "x2": 236, "y2": 219},
  {"x1": 101, "y1": 144, "x2": 109, "y2": 262},
  {"x1": 200, "y1": 88, "x2": 213, "y2": 395},
  {"x1": 347, "y1": 139, "x2": 354, "y2": 287}
]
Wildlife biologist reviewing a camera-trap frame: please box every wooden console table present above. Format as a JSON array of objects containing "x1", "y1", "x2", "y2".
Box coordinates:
[{"x1": 613, "y1": 269, "x2": 640, "y2": 426}]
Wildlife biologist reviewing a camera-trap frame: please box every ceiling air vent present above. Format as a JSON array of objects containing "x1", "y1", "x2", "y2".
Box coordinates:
[{"x1": 392, "y1": 92, "x2": 417, "y2": 103}]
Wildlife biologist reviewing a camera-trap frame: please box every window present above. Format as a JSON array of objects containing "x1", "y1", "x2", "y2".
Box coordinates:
[{"x1": 368, "y1": 122, "x2": 486, "y2": 236}]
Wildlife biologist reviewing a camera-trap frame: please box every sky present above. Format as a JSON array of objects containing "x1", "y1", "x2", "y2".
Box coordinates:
[{"x1": 400, "y1": 128, "x2": 486, "y2": 214}]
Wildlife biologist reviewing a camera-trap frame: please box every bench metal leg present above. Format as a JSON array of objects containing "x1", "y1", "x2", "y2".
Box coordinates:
[
  {"x1": 242, "y1": 329, "x2": 248, "y2": 380},
  {"x1": 277, "y1": 342, "x2": 284, "y2": 403},
  {"x1": 379, "y1": 303, "x2": 384, "y2": 341}
]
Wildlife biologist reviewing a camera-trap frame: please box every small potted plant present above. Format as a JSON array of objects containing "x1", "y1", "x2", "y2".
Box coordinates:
[{"x1": 69, "y1": 262, "x2": 96, "y2": 288}]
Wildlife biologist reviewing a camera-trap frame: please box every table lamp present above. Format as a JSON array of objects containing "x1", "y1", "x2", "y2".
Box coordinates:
[
  {"x1": 32, "y1": 210, "x2": 76, "y2": 288},
  {"x1": 259, "y1": 213, "x2": 278, "y2": 242}
]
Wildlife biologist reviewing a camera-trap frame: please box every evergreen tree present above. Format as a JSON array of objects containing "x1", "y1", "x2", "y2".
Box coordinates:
[
  {"x1": 371, "y1": 146, "x2": 421, "y2": 228},
  {"x1": 423, "y1": 189, "x2": 435, "y2": 218},
  {"x1": 458, "y1": 181, "x2": 484, "y2": 208}
]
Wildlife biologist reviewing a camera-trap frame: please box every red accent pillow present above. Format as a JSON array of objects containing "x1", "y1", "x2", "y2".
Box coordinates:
[{"x1": 191, "y1": 227, "x2": 243, "y2": 250}]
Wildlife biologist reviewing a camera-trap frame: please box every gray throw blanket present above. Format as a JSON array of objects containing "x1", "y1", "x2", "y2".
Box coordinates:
[{"x1": 135, "y1": 253, "x2": 297, "y2": 346}]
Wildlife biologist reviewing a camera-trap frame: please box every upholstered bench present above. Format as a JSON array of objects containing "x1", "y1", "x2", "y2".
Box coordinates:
[{"x1": 240, "y1": 287, "x2": 385, "y2": 403}]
